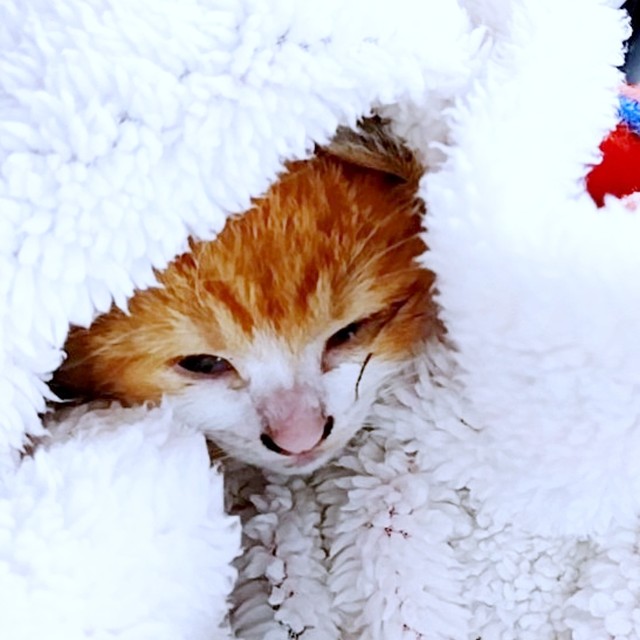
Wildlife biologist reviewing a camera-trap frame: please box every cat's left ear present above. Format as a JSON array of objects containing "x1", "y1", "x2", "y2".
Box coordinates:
[{"x1": 319, "y1": 116, "x2": 423, "y2": 184}]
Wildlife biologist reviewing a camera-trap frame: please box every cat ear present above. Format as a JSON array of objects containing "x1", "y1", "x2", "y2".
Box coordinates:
[{"x1": 320, "y1": 116, "x2": 423, "y2": 184}]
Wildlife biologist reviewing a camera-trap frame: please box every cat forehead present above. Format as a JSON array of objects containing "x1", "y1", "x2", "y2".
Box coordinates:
[{"x1": 159, "y1": 155, "x2": 425, "y2": 342}]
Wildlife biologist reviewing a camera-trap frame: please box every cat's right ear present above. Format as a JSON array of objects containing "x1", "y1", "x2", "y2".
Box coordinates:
[{"x1": 319, "y1": 116, "x2": 423, "y2": 184}]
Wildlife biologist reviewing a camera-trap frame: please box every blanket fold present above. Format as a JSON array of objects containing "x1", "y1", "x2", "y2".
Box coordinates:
[{"x1": 2, "y1": 1, "x2": 639, "y2": 638}]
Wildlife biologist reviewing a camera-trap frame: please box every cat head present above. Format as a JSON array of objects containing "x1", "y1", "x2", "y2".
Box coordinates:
[{"x1": 53, "y1": 120, "x2": 439, "y2": 474}]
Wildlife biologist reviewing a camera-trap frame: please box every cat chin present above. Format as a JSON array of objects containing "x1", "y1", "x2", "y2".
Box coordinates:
[
  {"x1": 255, "y1": 455, "x2": 331, "y2": 476},
  {"x1": 208, "y1": 429, "x2": 355, "y2": 475},
  {"x1": 260, "y1": 446, "x2": 343, "y2": 475}
]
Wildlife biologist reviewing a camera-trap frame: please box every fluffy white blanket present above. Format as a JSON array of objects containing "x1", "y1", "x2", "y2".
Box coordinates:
[{"x1": 2, "y1": 0, "x2": 637, "y2": 638}]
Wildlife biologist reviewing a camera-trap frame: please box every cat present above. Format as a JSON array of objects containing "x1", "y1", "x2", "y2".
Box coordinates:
[{"x1": 52, "y1": 119, "x2": 439, "y2": 474}]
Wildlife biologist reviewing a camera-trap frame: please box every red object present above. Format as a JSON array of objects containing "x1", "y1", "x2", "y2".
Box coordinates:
[{"x1": 586, "y1": 123, "x2": 640, "y2": 207}]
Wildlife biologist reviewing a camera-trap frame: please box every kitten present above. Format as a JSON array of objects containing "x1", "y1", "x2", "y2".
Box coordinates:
[{"x1": 52, "y1": 120, "x2": 439, "y2": 474}]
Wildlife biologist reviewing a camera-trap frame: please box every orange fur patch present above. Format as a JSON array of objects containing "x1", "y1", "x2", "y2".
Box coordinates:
[{"x1": 54, "y1": 153, "x2": 437, "y2": 404}]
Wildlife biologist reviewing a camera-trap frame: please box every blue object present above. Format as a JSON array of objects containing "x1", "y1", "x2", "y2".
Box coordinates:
[{"x1": 619, "y1": 94, "x2": 640, "y2": 135}]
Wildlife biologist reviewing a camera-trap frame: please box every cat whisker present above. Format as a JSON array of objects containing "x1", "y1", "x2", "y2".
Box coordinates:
[{"x1": 354, "y1": 352, "x2": 373, "y2": 401}]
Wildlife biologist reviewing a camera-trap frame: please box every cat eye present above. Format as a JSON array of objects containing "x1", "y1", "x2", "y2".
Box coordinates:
[
  {"x1": 325, "y1": 321, "x2": 364, "y2": 351},
  {"x1": 175, "y1": 354, "x2": 234, "y2": 376}
]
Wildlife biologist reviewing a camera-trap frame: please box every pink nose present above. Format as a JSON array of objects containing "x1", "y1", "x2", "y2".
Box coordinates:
[{"x1": 259, "y1": 386, "x2": 332, "y2": 455}]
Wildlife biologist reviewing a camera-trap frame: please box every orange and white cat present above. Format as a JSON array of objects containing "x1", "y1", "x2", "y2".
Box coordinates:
[{"x1": 53, "y1": 120, "x2": 438, "y2": 474}]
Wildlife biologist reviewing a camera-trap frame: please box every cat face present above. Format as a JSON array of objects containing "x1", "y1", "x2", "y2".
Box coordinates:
[
  {"x1": 162, "y1": 332, "x2": 402, "y2": 474},
  {"x1": 54, "y1": 144, "x2": 437, "y2": 474}
]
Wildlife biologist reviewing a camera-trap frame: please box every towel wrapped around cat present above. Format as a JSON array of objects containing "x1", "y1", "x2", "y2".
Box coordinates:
[{"x1": 3, "y1": 1, "x2": 640, "y2": 639}]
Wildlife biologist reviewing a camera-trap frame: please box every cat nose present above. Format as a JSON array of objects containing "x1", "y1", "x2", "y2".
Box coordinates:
[
  {"x1": 261, "y1": 415, "x2": 334, "y2": 456},
  {"x1": 257, "y1": 385, "x2": 333, "y2": 455}
]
